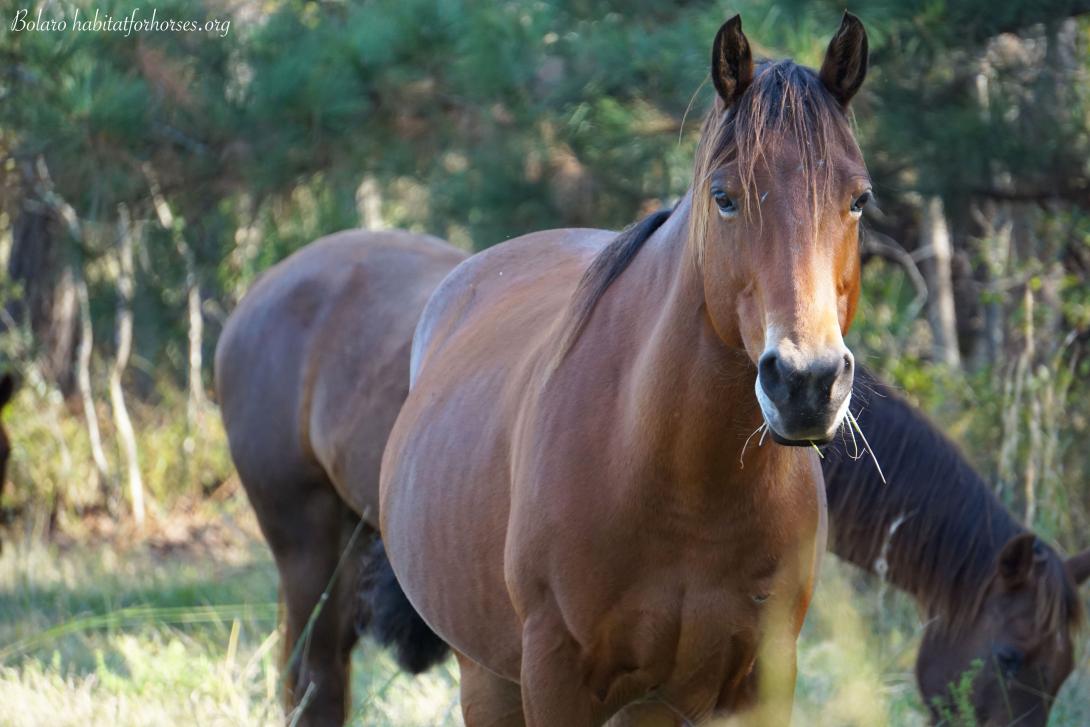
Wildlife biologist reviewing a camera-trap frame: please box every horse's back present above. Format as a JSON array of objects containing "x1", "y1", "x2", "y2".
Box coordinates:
[
  {"x1": 216, "y1": 229, "x2": 465, "y2": 520},
  {"x1": 409, "y1": 227, "x2": 615, "y2": 384}
]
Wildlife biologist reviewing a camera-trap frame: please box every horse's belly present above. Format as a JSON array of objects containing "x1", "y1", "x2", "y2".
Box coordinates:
[
  {"x1": 381, "y1": 235, "x2": 599, "y2": 678},
  {"x1": 380, "y1": 384, "x2": 526, "y2": 678}
]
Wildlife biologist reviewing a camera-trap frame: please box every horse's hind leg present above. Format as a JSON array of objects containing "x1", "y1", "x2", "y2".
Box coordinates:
[
  {"x1": 248, "y1": 473, "x2": 369, "y2": 727},
  {"x1": 457, "y1": 651, "x2": 526, "y2": 727},
  {"x1": 284, "y1": 504, "x2": 371, "y2": 726}
]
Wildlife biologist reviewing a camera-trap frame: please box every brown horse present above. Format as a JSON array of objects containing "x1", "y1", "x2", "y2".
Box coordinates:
[
  {"x1": 379, "y1": 14, "x2": 870, "y2": 726},
  {"x1": 823, "y1": 370, "x2": 1090, "y2": 727},
  {"x1": 214, "y1": 229, "x2": 466, "y2": 725}
]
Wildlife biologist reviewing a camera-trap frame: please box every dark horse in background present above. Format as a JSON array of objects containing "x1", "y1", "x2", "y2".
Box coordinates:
[
  {"x1": 824, "y1": 371, "x2": 1089, "y2": 727},
  {"x1": 219, "y1": 230, "x2": 1089, "y2": 726},
  {"x1": 215, "y1": 229, "x2": 465, "y2": 725},
  {"x1": 0, "y1": 373, "x2": 15, "y2": 551},
  {"x1": 0, "y1": 373, "x2": 14, "y2": 486}
]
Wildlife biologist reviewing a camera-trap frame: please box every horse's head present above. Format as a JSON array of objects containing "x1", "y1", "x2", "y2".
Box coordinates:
[
  {"x1": 0, "y1": 373, "x2": 12, "y2": 483},
  {"x1": 916, "y1": 533, "x2": 1089, "y2": 726},
  {"x1": 694, "y1": 14, "x2": 870, "y2": 446}
]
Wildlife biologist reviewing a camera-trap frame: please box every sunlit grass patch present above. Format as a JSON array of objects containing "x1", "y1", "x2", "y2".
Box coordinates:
[
  {"x1": 0, "y1": 631, "x2": 283, "y2": 727},
  {"x1": 1, "y1": 531, "x2": 1087, "y2": 726},
  {"x1": 349, "y1": 645, "x2": 461, "y2": 726},
  {"x1": 0, "y1": 540, "x2": 282, "y2": 726},
  {"x1": 0, "y1": 530, "x2": 465, "y2": 727},
  {"x1": 793, "y1": 558, "x2": 927, "y2": 726}
]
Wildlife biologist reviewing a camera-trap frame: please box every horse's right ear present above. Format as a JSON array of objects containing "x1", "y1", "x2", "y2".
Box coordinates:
[
  {"x1": 0, "y1": 374, "x2": 13, "y2": 409},
  {"x1": 997, "y1": 533, "x2": 1041, "y2": 589},
  {"x1": 1068, "y1": 548, "x2": 1090, "y2": 586},
  {"x1": 711, "y1": 15, "x2": 753, "y2": 106}
]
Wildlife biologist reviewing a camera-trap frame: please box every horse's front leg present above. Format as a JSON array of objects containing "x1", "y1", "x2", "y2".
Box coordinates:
[
  {"x1": 457, "y1": 651, "x2": 526, "y2": 727},
  {"x1": 714, "y1": 627, "x2": 798, "y2": 726},
  {"x1": 519, "y1": 608, "x2": 601, "y2": 727}
]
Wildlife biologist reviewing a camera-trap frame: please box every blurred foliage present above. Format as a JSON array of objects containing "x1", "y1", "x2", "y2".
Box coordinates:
[{"x1": 2, "y1": 1, "x2": 1090, "y2": 548}]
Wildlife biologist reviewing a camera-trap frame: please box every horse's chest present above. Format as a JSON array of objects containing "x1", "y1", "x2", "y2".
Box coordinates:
[
  {"x1": 565, "y1": 503, "x2": 814, "y2": 716},
  {"x1": 584, "y1": 583, "x2": 767, "y2": 720}
]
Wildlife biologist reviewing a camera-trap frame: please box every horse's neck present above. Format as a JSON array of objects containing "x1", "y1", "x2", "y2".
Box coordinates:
[
  {"x1": 823, "y1": 379, "x2": 1022, "y2": 617},
  {"x1": 618, "y1": 202, "x2": 789, "y2": 489}
]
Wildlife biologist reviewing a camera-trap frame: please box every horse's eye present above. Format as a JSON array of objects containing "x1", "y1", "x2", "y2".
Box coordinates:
[
  {"x1": 850, "y1": 190, "x2": 872, "y2": 217},
  {"x1": 995, "y1": 647, "x2": 1023, "y2": 677},
  {"x1": 713, "y1": 188, "x2": 738, "y2": 218}
]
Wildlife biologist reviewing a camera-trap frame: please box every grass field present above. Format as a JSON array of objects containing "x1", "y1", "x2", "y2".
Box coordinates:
[{"x1": 0, "y1": 504, "x2": 1086, "y2": 726}]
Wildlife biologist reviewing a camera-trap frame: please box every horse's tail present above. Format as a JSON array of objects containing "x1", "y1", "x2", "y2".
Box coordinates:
[{"x1": 361, "y1": 538, "x2": 451, "y2": 673}]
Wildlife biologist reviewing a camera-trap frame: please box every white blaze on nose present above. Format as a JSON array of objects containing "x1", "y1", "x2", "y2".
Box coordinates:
[
  {"x1": 754, "y1": 328, "x2": 788, "y2": 435},
  {"x1": 831, "y1": 386, "x2": 852, "y2": 430},
  {"x1": 754, "y1": 374, "x2": 781, "y2": 431}
]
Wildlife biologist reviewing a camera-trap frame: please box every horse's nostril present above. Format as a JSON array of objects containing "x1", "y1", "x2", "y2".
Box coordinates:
[
  {"x1": 759, "y1": 348, "x2": 851, "y2": 420},
  {"x1": 758, "y1": 352, "x2": 781, "y2": 388},
  {"x1": 809, "y1": 361, "x2": 839, "y2": 399}
]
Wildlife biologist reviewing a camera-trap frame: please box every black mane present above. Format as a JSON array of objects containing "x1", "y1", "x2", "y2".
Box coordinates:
[
  {"x1": 823, "y1": 368, "x2": 1023, "y2": 631},
  {"x1": 552, "y1": 208, "x2": 672, "y2": 361}
]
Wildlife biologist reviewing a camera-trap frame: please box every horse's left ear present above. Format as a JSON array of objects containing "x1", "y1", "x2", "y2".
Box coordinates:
[
  {"x1": 1068, "y1": 548, "x2": 1090, "y2": 586},
  {"x1": 0, "y1": 374, "x2": 13, "y2": 409},
  {"x1": 819, "y1": 12, "x2": 868, "y2": 107},
  {"x1": 711, "y1": 15, "x2": 754, "y2": 106},
  {"x1": 998, "y1": 533, "x2": 1041, "y2": 589}
]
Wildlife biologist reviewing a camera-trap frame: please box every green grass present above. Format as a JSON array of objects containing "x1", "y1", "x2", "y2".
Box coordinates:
[
  {"x1": 0, "y1": 532, "x2": 280, "y2": 726},
  {"x1": 0, "y1": 527, "x2": 1086, "y2": 726},
  {"x1": 0, "y1": 520, "x2": 462, "y2": 727}
]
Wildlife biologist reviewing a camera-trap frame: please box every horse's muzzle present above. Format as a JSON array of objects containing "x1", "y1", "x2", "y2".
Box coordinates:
[{"x1": 755, "y1": 347, "x2": 854, "y2": 445}]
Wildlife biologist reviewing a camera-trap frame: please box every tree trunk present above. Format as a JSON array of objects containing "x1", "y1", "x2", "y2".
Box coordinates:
[
  {"x1": 184, "y1": 266, "x2": 205, "y2": 428},
  {"x1": 969, "y1": 59, "x2": 1008, "y2": 369},
  {"x1": 110, "y1": 205, "x2": 145, "y2": 527},
  {"x1": 146, "y1": 166, "x2": 206, "y2": 433},
  {"x1": 45, "y1": 269, "x2": 79, "y2": 391},
  {"x1": 920, "y1": 196, "x2": 962, "y2": 368},
  {"x1": 356, "y1": 176, "x2": 386, "y2": 230},
  {"x1": 7, "y1": 173, "x2": 79, "y2": 393},
  {"x1": 969, "y1": 200, "x2": 1012, "y2": 368},
  {"x1": 1021, "y1": 287, "x2": 1037, "y2": 526},
  {"x1": 75, "y1": 272, "x2": 112, "y2": 503}
]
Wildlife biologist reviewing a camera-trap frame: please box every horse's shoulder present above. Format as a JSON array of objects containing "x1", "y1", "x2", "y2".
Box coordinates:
[
  {"x1": 433, "y1": 227, "x2": 614, "y2": 286},
  {"x1": 409, "y1": 228, "x2": 615, "y2": 384}
]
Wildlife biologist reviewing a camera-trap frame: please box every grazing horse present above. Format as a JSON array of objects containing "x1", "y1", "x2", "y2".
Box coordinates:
[
  {"x1": 214, "y1": 229, "x2": 467, "y2": 726},
  {"x1": 824, "y1": 370, "x2": 1090, "y2": 727},
  {"x1": 379, "y1": 14, "x2": 871, "y2": 726},
  {"x1": 0, "y1": 373, "x2": 13, "y2": 485}
]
